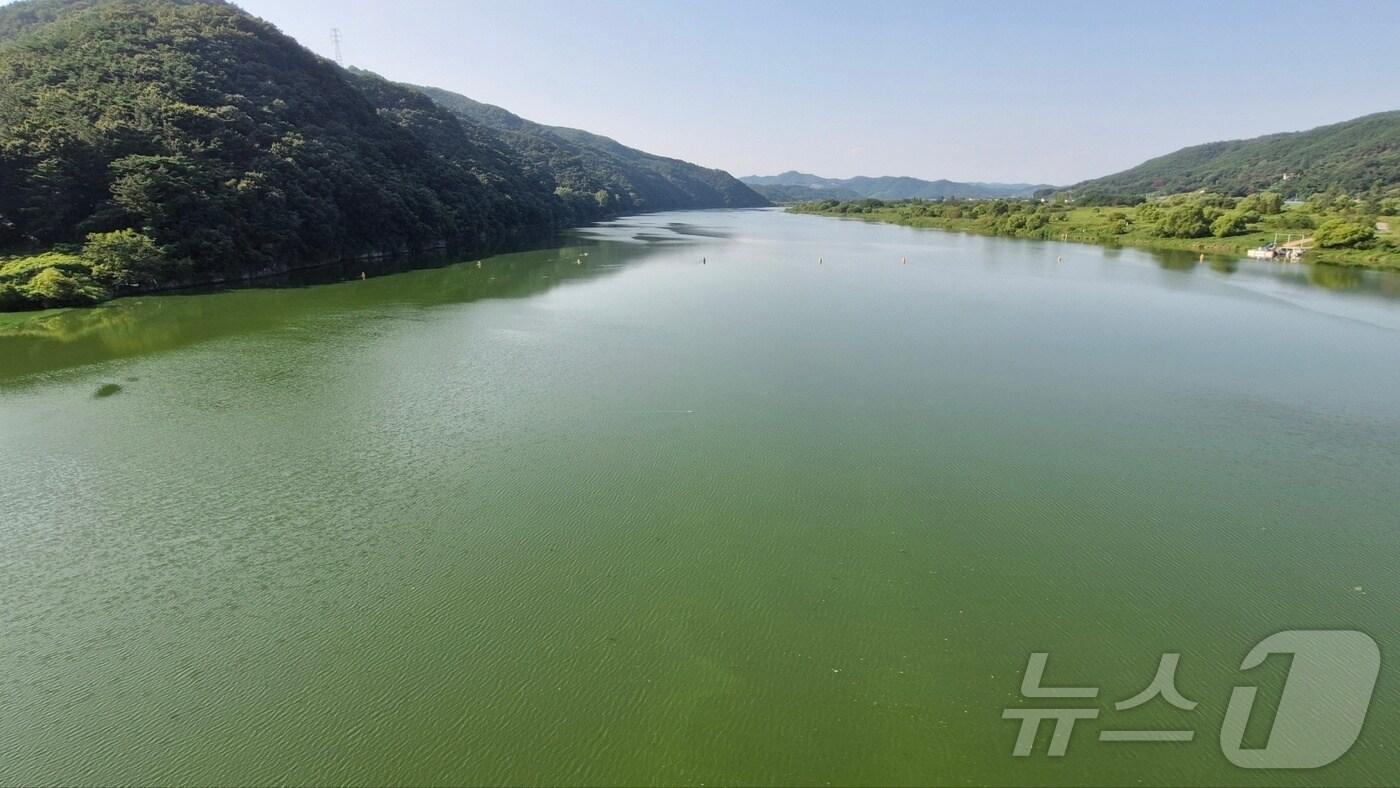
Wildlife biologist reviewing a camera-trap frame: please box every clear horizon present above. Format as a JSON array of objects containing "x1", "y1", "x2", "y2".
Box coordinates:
[{"x1": 9, "y1": 0, "x2": 1400, "y2": 184}]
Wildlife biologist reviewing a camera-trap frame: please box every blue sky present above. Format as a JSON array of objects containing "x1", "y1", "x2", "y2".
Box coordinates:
[{"x1": 235, "y1": 1, "x2": 1397, "y2": 184}]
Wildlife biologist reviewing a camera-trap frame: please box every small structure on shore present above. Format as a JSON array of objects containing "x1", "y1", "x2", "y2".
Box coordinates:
[
  {"x1": 1246, "y1": 234, "x2": 1308, "y2": 262},
  {"x1": 1247, "y1": 244, "x2": 1306, "y2": 262}
]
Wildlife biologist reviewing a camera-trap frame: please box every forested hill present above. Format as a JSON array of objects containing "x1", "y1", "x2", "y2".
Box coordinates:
[
  {"x1": 1068, "y1": 111, "x2": 1400, "y2": 200},
  {"x1": 406, "y1": 83, "x2": 768, "y2": 215},
  {"x1": 0, "y1": 0, "x2": 764, "y2": 310},
  {"x1": 741, "y1": 171, "x2": 1052, "y2": 201}
]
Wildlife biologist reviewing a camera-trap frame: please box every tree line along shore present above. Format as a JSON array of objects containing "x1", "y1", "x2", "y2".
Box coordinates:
[{"x1": 789, "y1": 191, "x2": 1400, "y2": 270}]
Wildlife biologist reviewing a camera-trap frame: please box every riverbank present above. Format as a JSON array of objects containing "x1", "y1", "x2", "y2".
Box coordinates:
[
  {"x1": 0, "y1": 223, "x2": 573, "y2": 313},
  {"x1": 789, "y1": 202, "x2": 1400, "y2": 271}
]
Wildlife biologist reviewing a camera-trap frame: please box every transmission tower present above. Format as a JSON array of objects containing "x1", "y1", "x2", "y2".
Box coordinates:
[{"x1": 331, "y1": 28, "x2": 343, "y2": 65}]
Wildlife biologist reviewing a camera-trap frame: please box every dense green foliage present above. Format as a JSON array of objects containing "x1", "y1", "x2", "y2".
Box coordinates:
[
  {"x1": 1156, "y1": 204, "x2": 1210, "y2": 239},
  {"x1": 1, "y1": 252, "x2": 99, "y2": 307},
  {"x1": 0, "y1": 0, "x2": 132, "y2": 40},
  {"x1": 791, "y1": 193, "x2": 1400, "y2": 269},
  {"x1": 1068, "y1": 111, "x2": 1400, "y2": 199},
  {"x1": 0, "y1": 0, "x2": 557, "y2": 291},
  {"x1": 1314, "y1": 219, "x2": 1375, "y2": 249},
  {"x1": 0, "y1": 227, "x2": 184, "y2": 308},
  {"x1": 741, "y1": 171, "x2": 1051, "y2": 200},
  {"x1": 407, "y1": 83, "x2": 768, "y2": 216},
  {"x1": 0, "y1": 0, "x2": 765, "y2": 309},
  {"x1": 1210, "y1": 210, "x2": 1251, "y2": 238},
  {"x1": 80, "y1": 228, "x2": 171, "y2": 285}
]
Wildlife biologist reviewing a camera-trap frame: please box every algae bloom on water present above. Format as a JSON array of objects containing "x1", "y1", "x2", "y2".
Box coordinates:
[{"x1": 4, "y1": 209, "x2": 1400, "y2": 786}]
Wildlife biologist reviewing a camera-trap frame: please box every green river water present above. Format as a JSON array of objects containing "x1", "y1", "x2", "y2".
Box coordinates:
[{"x1": 2, "y1": 209, "x2": 1398, "y2": 786}]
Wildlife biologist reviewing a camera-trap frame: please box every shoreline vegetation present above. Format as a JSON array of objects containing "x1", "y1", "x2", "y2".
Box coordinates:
[
  {"x1": 0, "y1": 0, "x2": 766, "y2": 312},
  {"x1": 0, "y1": 1, "x2": 1393, "y2": 310},
  {"x1": 789, "y1": 191, "x2": 1400, "y2": 271},
  {"x1": 0, "y1": 224, "x2": 565, "y2": 312}
]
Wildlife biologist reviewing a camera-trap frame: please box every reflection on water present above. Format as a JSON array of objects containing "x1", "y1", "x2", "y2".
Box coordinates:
[
  {"x1": 0, "y1": 216, "x2": 749, "y2": 382},
  {"x1": 1100, "y1": 243, "x2": 1392, "y2": 295},
  {"x1": 663, "y1": 221, "x2": 733, "y2": 239},
  {"x1": 1149, "y1": 249, "x2": 1201, "y2": 272},
  {"x1": 1205, "y1": 258, "x2": 1239, "y2": 275},
  {"x1": 0, "y1": 236, "x2": 662, "y2": 383},
  {"x1": 1309, "y1": 263, "x2": 1366, "y2": 291},
  {"x1": 3, "y1": 210, "x2": 1400, "y2": 384},
  {"x1": 2, "y1": 212, "x2": 1400, "y2": 386}
]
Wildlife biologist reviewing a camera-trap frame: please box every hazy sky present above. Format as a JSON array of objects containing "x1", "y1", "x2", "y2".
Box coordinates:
[{"x1": 227, "y1": 0, "x2": 1398, "y2": 184}]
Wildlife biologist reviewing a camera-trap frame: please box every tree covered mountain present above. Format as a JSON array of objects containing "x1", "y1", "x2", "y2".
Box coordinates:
[
  {"x1": 0, "y1": 0, "x2": 764, "y2": 309},
  {"x1": 406, "y1": 83, "x2": 767, "y2": 216},
  {"x1": 741, "y1": 171, "x2": 1052, "y2": 201},
  {"x1": 1067, "y1": 111, "x2": 1400, "y2": 200}
]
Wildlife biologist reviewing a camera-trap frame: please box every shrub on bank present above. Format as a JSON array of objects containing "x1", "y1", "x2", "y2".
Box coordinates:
[
  {"x1": 82, "y1": 230, "x2": 172, "y2": 287},
  {"x1": 1314, "y1": 219, "x2": 1376, "y2": 248},
  {"x1": 0, "y1": 229, "x2": 172, "y2": 309},
  {"x1": 1211, "y1": 210, "x2": 1251, "y2": 238},
  {"x1": 1156, "y1": 204, "x2": 1210, "y2": 238},
  {"x1": 0, "y1": 252, "x2": 109, "y2": 309}
]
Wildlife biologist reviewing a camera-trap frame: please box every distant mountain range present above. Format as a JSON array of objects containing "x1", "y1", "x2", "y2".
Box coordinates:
[
  {"x1": 741, "y1": 184, "x2": 866, "y2": 204},
  {"x1": 752, "y1": 110, "x2": 1400, "y2": 205},
  {"x1": 741, "y1": 172, "x2": 1053, "y2": 202},
  {"x1": 1067, "y1": 111, "x2": 1400, "y2": 199}
]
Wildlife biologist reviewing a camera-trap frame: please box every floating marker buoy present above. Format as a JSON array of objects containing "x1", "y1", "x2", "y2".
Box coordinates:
[
  {"x1": 902, "y1": 257, "x2": 907, "y2": 265},
  {"x1": 361, "y1": 271, "x2": 366, "y2": 280},
  {"x1": 1057, "y1": 256, "x2": 1062, "y2": 263}
]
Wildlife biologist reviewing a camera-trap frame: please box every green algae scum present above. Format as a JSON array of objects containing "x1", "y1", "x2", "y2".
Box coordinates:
[{"x1": 2, "y1": 210, "x2": 1399, "y2": 786}]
